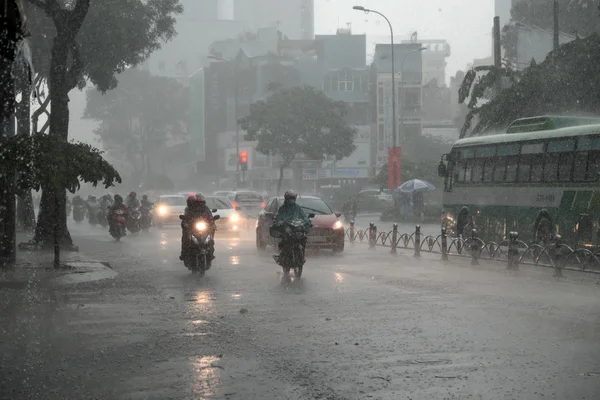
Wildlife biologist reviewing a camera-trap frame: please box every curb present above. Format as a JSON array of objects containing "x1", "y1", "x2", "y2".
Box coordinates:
[{"x1": 51, "y1": 261, "x2": 117, "y2": 285}]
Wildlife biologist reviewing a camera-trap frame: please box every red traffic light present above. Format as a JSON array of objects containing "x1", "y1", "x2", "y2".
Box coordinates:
[{"x1": 240, "y1": 151, "x2": 248, "y2": 164}]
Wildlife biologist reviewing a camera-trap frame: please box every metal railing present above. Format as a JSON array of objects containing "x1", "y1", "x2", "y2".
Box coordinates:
[{"x1": 345, "y1": 222, "x2": 600, "y2": 277}]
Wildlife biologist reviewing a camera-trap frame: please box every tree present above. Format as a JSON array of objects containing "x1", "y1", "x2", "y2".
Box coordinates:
[
  {"x1": 502, "y1": 0, "x2": 599, "y2": 64},
  {"x1": 459, "y1": 34, "x2": 600, "y2": 136},
  {"x1": 84, "y1": 68, "x2": 188, "y2": 178},
  {"x1": 24, "y1": 0, "x2": 182, "y2": 248},
  {"x1": 239, "y1": 86, "x2": 357, "y2": 194}
]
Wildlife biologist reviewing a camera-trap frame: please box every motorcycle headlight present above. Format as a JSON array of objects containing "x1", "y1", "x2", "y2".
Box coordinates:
[
  {"x1": 195, "y1": 222, "x2": 207, "y2": 231},
  {"x1": 158, "y1": 205, "x2": 168, "y2": 215},
  {"x1": 333, "y1": 220, "x2": 343, "y2": 230},
  {"x1": 230, "y1": 213, "x2": 239, "y2": 222}
]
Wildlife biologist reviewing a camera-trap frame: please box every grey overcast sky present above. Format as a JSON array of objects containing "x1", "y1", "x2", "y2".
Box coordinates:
[{"x1": 314, "y1": 0, "x2": 494, "y2": 79}]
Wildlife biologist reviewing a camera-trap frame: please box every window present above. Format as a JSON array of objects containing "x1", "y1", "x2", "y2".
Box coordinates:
[
  {"x1": 530, "y1": 155, "x2": 543, "y2": 182},
  {"x1": 558, "y1": 152, "x2": 574, "y2": 181},
  {"x1": 471, "y1": 159, "x2": 484, "y2": 182},
  {"x1": 404, "y1": 89, "x2": 420, "y2": 108},
  {"x1": 587, "y1": 152, "x2": 600, "y2": 181},
  {"x1": 543, "y1": 153, "x2": 559, "y2": 181},
  {"x1": 378, "y1": 87, "x2": 384, "y2": 115},
  {"x1": 505, "y1": 156, "x2": 518, "y2": 182},
  {"x1": 338, "y1": 70, "x2": 353, "y2": 91},
  {"x1": 378, "y1": 124, "x2": 384, "y2": 151},
  {"x1": 483, "y1": 159, "x2": 494, "y2": 182},
  {"x1": 494, "y1": 158, "x2": 506, "y2": 181},
  {"x1": 574, "y1": 152, "x2": 589, "y2": 181}
]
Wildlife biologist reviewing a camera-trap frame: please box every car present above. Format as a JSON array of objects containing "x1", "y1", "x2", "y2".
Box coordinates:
[
  {"x1": 213, "y1": 190, "x2": 235, "y2": 198},
  {"x1": 256, "y1": 195, "x2": 344, "y2": 252},
  {"x1": 154, "y1": 195, "x2": 187, "y2": 227},
  {"x1": 204, "y1": 196, "x2": 242, "y2": 235},
  {"x1": 228, "y1": 191, "x2": 266, "y2": 220}
]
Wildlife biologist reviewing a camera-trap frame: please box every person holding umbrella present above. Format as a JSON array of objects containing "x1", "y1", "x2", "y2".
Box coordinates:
[{"x1": 397, "y1": 179, "x2": 436, "y2": 222}]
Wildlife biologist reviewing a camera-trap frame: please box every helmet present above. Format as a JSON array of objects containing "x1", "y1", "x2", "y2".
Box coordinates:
[
  {"x1": 284, "y1": 190, "x2": 297, "y2": 201},
  {"x1": 196, "y1": 193, "x2": 205, "y2": 203},
  {"x1": 129, "y1": 191, "x2": 136, "y2": 198},
  {"x1": 142, "y1": 194, "x2": 148, "y2": 200},
  {"x1": 90, "y1": 196, "x2": 96, "y2": 202},
  {"x1": 187, "y1": 196, "x2": 195, "y2": 207},
  {"x1": 114, "y1": 194, "x2": 123, "y2": 204}
]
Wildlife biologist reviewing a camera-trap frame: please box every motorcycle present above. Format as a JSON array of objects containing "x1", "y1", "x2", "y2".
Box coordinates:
[
  {"x1": 97, "y1": 206, "x2": 108, "y2": 228},
  {"x1": 127, "y1": 207, "x2": 142, "y2": 234},
  {"x1": 73, "y1": 204, "x2": 86, "y2": 223},
  {"x1": 270, "y1": 216, "x2": 313, "y2": 278},
  {"x1": 109, "y1": 207, "x2": 127, "y2": 241},
  {"x1": 179, "y1": 214, "x2": 220, "y2": 276},
  {"x1": 87, "y1": 206, "x2": 100, "y2": 226},
  {"x1": 140, "y1": 206, "x2": 153, "y2": 231}
]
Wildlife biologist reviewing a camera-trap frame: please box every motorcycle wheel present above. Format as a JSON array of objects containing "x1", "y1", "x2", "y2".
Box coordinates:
[
  {"x1": 294, "y1": 265, "x2": 302, "y2": 278},
  {"x1": 194, "y1": 254, "x2": 206, "y2": 277}
]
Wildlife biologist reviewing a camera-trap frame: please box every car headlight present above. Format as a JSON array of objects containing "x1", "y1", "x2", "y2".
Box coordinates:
[
  {"x1": 158, "y1": 205, "x2": 168, "y2": 215},
  {"x1": 333, "y1": 220, "x2": 343, "y2": 230},
  {"x1": 230, "y1": 213, "x2": 239, "y2": 222},
  {"x1": 195, "y1": 222, "x2": 207, "y2": 231}
]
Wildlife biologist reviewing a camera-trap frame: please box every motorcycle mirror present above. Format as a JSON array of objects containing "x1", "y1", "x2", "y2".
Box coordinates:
[
  {"x1": 308, "y1": 213, "x2": 316, "y2": 219},
  {"x1": 334, "y1": 212, "x2": 341, "y2": 218},
  {"x1": 212, "y1": 208, "x2": 218, "y2": 213},
  {"x1": 214, "y1": 215, "x2": 220, "y2": 220}
]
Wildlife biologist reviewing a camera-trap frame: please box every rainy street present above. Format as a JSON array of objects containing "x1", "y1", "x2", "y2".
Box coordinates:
[{"x1": 1, "y1": 223, "x2": 599, "y2": 400}]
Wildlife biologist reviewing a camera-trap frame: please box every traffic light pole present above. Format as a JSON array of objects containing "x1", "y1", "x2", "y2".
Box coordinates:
[{"x1": 234, "y1": 67, "x2": 240, "y2": 187}]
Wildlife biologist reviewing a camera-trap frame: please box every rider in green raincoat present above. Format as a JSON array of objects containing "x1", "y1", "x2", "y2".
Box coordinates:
[{"x1": 274, "y1": 190, "x2": 312, "y2": 230}]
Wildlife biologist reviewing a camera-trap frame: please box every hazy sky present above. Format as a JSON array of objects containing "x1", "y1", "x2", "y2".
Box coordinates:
[{"x1": 315, "y1": 0, "x2": 494, "y2": 78}]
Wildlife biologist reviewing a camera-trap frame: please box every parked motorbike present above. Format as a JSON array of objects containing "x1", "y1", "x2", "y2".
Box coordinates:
[
  {"x1": 179, "y1": 214, "x2": 220, "y2": 276},
  {"x1": 97, "y1": 206, "x2": 108, "y2": 228},
  {"x1": 270, "y1": 216, "x2": 313, "y2": 277},
  {"x1": 73, "y1": 204, "x2": 86, "y2": 223},
  {"x1": 109, "y1": 207, "x2": 127, "y2": 241},
  {"x1": 140, "y1": 206, "x2": 153, "y2": 231},
  {"x1": 127, "y1": 207, "x2": 142, "y2": 234}
]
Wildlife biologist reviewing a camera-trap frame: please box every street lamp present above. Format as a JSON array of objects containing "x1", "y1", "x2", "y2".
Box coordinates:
[
  {"x1": 208, "y1": 54, "x2": 240, "y2": 186},
  {"x1": 353, "y1": 5, "x2": 399, "y2": 188},
  {"x1": 398, "y1": 47, "x2": 427, "y2": 153}
]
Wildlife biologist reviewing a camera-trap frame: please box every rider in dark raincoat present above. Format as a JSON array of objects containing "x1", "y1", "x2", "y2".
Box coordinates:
[{"x1": 273, "y1": 190, "x2": 312, "y2": 262}]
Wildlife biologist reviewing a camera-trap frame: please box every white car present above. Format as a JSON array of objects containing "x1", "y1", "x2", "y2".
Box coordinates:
[
  {"x1": 204, "y1": 196, "x2": 242, "y2": 235},
  {"x1": 154, "y1": 195, "x2": 187, "y2": 227}
]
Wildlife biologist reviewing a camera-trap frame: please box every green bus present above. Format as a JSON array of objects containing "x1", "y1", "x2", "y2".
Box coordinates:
[{"x1": 438, "y1": 116, "x2": 600, "y2": 247}]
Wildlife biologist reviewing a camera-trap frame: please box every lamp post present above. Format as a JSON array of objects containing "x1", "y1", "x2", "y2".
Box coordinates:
[
  {"x1": 353, "y1": 5, "x2": 398, "y2": 188},
  {"x1": 208, "y1": 54, "x2": 240, "y2": 186},
  {"x1": 398, "y1": 47, "x2": 427, "y2": 153}
]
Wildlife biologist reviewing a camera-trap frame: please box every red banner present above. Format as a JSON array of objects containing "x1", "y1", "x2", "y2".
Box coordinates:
[{"x1": 387, "y1": 147, "x2": 402, "y2": 189}]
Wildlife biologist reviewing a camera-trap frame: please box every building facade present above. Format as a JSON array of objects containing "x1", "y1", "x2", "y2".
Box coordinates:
[
  {"x1": 233, "y1": 0, "x2": 314, "y2": 40},
  {"x1": 373, "y1": 43, "x2": 424, "y2": 170}
]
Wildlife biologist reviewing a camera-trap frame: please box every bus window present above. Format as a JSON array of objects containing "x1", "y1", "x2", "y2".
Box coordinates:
[
  {"x1": 548, "y1": 139, "x2": 575, "y2": 153},
  {"x1": 505, "y1": 156, "x2": 518, "y2": 182},
  {"x1": 543, "y1": 153, "x2": 559, "y2": 181},
  {"x1": 558, "y1": 152, "x2": 574, "y2": 181},
  {"x1": 471, "y1": 159, "x2": 483, "y2": 182},
  {"x1": 483, "y1": 158, "x2": 494, "y2": 182},
  {"x1": 518, "y1": 156, "x2": 531, "y2": 182},
  {"x1": 455, "y1": 161, "x2": 466, "y2": 183},
  {"x1": 494, "y1": 158, "x2": 506, "y2": 181},
  {"x1": 574, "y1": 152, "x2": 589, "y2": 181},
  {"x1": 587, "y1": 153, "x2": 600, "y2": 181},
  {"x1": 530, "y1": 154, "x2": 543, "y2": 182}
]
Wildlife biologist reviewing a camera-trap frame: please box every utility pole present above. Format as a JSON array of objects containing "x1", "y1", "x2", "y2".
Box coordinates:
[
  {"x1": 493, "y1": 16, "x2": 502, "y2": 95},
  {"x1": 553, "y1": 0, "x2": 559, "y2": 50}
]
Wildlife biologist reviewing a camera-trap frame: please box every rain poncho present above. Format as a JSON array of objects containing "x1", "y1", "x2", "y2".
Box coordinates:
[{"x1": 274, "y1": 200, "x2": 312, "y2": 231}]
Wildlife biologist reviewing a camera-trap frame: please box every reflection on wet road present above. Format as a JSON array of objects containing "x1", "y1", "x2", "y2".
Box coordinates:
[{"x1": 1, "y1": 221, "x2": 600, "y2": 399}]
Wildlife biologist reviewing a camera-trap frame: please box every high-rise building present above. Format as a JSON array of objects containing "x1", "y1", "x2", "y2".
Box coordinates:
[{"x1": 233, "y1": 0, "x2": 314, "y2": 39}]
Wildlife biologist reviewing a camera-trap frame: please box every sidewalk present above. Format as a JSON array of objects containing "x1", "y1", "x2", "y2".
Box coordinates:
[{"x1": 0, "y1": 232, "x2": 115, "y2": 289}]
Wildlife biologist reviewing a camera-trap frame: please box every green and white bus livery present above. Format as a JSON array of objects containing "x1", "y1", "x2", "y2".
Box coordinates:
[{"x1": 438, "y1": 116, "x2": 600, "y2": 247}]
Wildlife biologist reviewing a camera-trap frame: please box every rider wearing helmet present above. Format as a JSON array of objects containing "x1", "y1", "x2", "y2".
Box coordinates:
[
  {"x1": 126, "y1": 191, "x2": 140, "y2": 209},
  {"x1": 180, "y1": 194, "x2": 216, "y2": 261},
  {"x1": 141, "y1": 194, "x2": 153, "y2": 209},
  {"x1": 107, "y1": 194, "x2": 128, "y2": 235},
  {"x1": 273, "y1": 190, "x2": 312, "y2": 257}
]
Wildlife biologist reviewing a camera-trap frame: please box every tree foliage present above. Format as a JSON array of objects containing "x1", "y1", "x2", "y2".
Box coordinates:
[
  {"x1": 25, "y1": 0, "x2": 182, "y2": 92},
  {"x1": 0, "y1": 134, "x2": 121, "y2": 193},
  {"x1": 459, "y1": 34, "x2": 600, "y2": 136},
  {"x1": 239, "y1": 85, "x2": 357, "y2": 192},
  {"x1": 84, "y1": 68, "x2": 188, "y2": 173},
  {"x1": 501, "y1": 0, "x2": 599, "y2": 64}
]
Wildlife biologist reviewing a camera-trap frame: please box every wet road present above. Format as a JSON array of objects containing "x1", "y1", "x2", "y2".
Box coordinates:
[{"x1": 2, "y1": 222, "x2": 600, "y2": 400}]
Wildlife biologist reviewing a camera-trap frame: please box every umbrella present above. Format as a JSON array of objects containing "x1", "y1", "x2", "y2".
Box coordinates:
[{"x1": 397, "y1": 179, "x2": 435, "y2": 193}]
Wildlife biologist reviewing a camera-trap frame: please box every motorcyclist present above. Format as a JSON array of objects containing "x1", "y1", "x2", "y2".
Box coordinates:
[
  {"x1": 72, "y1": 195, "x2": 84, "y2": 207},
  {"x1": 126, "y1": 191, "x2": 140, "y2": 209},
  {"x1": 273, "y1": 190, "x2": 312, "y2": 261},
  {"x1": 141, "y1": 194, "x2": 153, "y2": 209},
  {"x1": 86, "y1": 195, "x2": 99, "y2": 216},
  {"x1": 107, "y1": 194, "x2": 128, "y2": 235},
  {"x1": 180, "y1": 194, "x2": 216, "y2": 261},
  {"x1": 99, "y1": 194, "x2": 112, "y2": 209}
]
